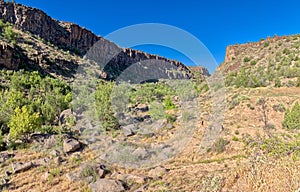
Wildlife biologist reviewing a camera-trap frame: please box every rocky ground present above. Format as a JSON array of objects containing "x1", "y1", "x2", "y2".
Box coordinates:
[{"x1": 0, "y1": 86, "x2": 300, "y2": 192}]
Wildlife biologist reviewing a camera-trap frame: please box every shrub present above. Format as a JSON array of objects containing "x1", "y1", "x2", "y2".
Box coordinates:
[
  {"x1": 250, "y1": 60, "x2": 257, "y2": 66},
  {"x1": 232, "y1": 136, "x2": 239, "y2": 141},
  {"x1": 149, "y1": 101, "x2": 166, "y2": 121},
  {"x1": 164, "y1": 95, "x2": 176, "y2": 110},
  {"x1": 282, "y1": 102, "x2": 300, "y2": 130},
  {"x1": 8, "y1": 106, "x2": 42, "y2": 141},
  {"x1": 79, "y1": 163, "x2": 98, "y2": 183},
  {"x1": 272, "y1": 103, "x2": 285, "y2": 112},
  {"x1": 274, "y1": 76, "x2": 281, "y2": 87},
  {"x1": 213, "y1": 138, "x2": 229, "y2": 153},
  {"x1": 3, "y1": 25, "x2": 17, "y2": 45},
  {"x1": 264, "y1": 42, "x2": 269, "y2": 47},
  {"x1": 283, "y1": 48, "x2": 291, "y2": 55},
  {"x1": 95, "y1": 81, "x2": 119, "y2": 131},
  {"x1": 243, "y1": 57, "x2": 250, "y2": 62}
]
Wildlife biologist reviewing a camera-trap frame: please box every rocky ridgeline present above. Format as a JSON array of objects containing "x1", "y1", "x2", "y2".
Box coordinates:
[
  {"x1": 224, "y1": 35, "x2": 289, "y2": 63},
  {"x1": 0, "y1": 1, "x2": 99, "y2": 54},
  {"x1": 0, "y1": 1, "x2": 209, "y2": 80},
  {"x1": 219, "y1": 35, "x2": 296, "y2": 74}
]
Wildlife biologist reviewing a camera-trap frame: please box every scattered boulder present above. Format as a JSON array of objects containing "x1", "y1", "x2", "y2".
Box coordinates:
[
  {"x1": 63, "y1": 138, "x2": 80, "y2": 153},
  {"x1": 0, "y1": 152, "x2": 14, "y2": 163},
  {"x1": 34, "y1": 157, "x2": 51, "y2": 166},
  {"x1": 90, "y1": 179, "x2": 125, "y2": 192},
  {"x1": 126, "y1": 174, "x2": 147, "y2": 184},
  {"x1": 151, "y1": 119, "x2": 167, "y2": 130},
  {"x1": 132, "y1": 147, "x2": 148, "y2": 159},
  {"x1": 122, "y1": 124, "x2": 135, "y2": 137},
  {"x1": 148, "y1": 166, "x2": 168, "y2": 178},
  {"x1": 66, "y1": 172, "x2": 79, "y2": 182},
  {"x1": 49, "y1": 149, "x2": 60, "y2": 157},
  {"x1": 12, "y1": 162, "x2": 34, "y2": 173}
]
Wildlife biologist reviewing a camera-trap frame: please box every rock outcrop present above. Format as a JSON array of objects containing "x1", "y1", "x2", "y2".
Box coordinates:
[
  {"x1": 0, "y1": 2, "x2": 100, "y2": 54},
  {"x1": 0, "y1": 42, "x2": 21, "y2": 69},
  {"x1": 218, "y1": 34, "x2": 299, "y2": 75},
  {"x1": 0, "y1": 1, "x2": 209, "y2": 80}
]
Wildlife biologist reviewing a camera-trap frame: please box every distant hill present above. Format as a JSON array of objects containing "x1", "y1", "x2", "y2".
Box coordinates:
[{"x1": 217, "y1": 34, "x2": 300, "y2": 88}]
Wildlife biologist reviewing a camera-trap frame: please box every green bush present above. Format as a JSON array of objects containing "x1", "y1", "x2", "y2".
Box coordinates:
[
  {"x1": 282, "y1": 102, "x2": 300, "y2": 130},
  {"x1": 9, "y1": 106, "x2": 42, "y2": 141},
  {"x1": 0, "y1": 70, "x2": 72, "y2": 137},
  {"x1": 164, "y1": 95, "x2": 176, "y2": 110},
  {"x1": 250, "y1": 60, "x2": 257, "y2": 66},
  {"x1": 95, "y1": 80, "x2": 119, "y2": 131},
  {"x1": 243, "y1": 57, "x2": 250, "y2": 62},
  {"x1": 3, "y1": 25, "x2": 17, "y2": 45}
]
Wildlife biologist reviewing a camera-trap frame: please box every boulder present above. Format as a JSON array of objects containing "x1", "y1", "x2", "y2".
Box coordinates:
[
  {"x1": 0, "y1": 152, "x2": 14, "y2": 163},
  {"x1": 63, "y1": 138, "x2": 80, "y2": 153},
  {"x1": 151, "y1": 119, "x2": 167, "y2": 130},
  {"x1": 12, "y1": 162, "x2": 34, "y2": 173},
  {"x1": 89, "y1": 179, "x2": 125, "y2": 192},
  {"x1": 122, "y1": 124, "x2": 135, "y2": 137},
  {"x1": 148, "y1": 166, "x2": 168, "y2": 178}
]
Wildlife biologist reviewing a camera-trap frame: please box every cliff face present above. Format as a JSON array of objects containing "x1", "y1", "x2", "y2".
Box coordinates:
[
  {"x1": 0, "y1": 2, "x2": 100, "y2": 54},
  {"x1": 0, "y1": 1, "x2": 209, "y2": 80},
  {"x1": 0, "y1": 42, "x2": 21, "y2": 69}
]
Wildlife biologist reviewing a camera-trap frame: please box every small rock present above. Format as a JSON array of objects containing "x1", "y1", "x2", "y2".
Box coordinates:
[
  {"x1": 34, "y1": 157, "x2": 50, "y2": 166},
  {"x1": 63, "y1": 138, "x2": 80, "y2": 153},
  {"x1": 49, "y1": 149, "x2": 60, "y2": 157},
  {"x1": 165, "y1": 123, "x2": 173, "y2": 130},
  {"x1": 148, "y1": 166, "x2": 168, "y2": 178},
  {"x1": 98, "y1": 169, "x2": 105, "y2": 178},
  {"x1": 89, "y1": 179, "x2": 125, "y2": 192},
  {"x1": 0, "y1": 152, "x2": 14, "y2": 163},
  {"x1": 42, "y1": 171, "x2": 50, "y2": 181},
  {"x1": 12, "y1": 162, "x2": 34, "y2": 173},
  {"x1": 126, "y1": 174, "x2": 147, "y2": 184},
  {"x1": 132, "y1": 147, "x2": 148, "y2": 159},
  {"x1": 66, "y1": 172, "x2": 79, "y2": 182},
  {"x1": 54, "y1": 156, "x2": 63, "y2": 165},
  {"x1": 151, "y1": 119, "x2": 167, "y2": 130},
  {"x1": 122, "y1": 124, "x2": 135, "y2": 137},
  {"x1": 4, "y1": 171, "x2": 11, "y2": 177}
]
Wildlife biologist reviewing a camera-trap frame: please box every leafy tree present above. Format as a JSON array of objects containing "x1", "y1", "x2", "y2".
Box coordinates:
[
  {"x1": 9, "y1": 106, "x2": 41, "y2": 141},
  {"x1": 95, "y1": 80, "x2": 119, "y2": 131}
]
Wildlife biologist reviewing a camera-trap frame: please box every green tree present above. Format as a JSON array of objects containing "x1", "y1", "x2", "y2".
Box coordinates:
[
  {"x1": 95, "y1": 81, "x2": 119, "y2": 131},
  {"x1": 9, "y1": 106, "x2": 42, "y2": 141}
]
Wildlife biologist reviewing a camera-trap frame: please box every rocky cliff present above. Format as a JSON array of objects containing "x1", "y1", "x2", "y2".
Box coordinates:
[
  {"x1": 218, "y1": 34, "x2": 300, "y2": 87},
  {"x1": 0, "y1": 1, "x2": 209, "y2": 80}
]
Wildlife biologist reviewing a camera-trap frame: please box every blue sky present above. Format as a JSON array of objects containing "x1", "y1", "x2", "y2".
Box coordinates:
[{"x1": 17, "y1": 0, "x2": 300, "y2": 72}]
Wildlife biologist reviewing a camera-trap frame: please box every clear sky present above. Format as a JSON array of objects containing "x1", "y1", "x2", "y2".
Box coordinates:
[{"x1": 17, "y1": 0, "x2": 300, "y2": 72}]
